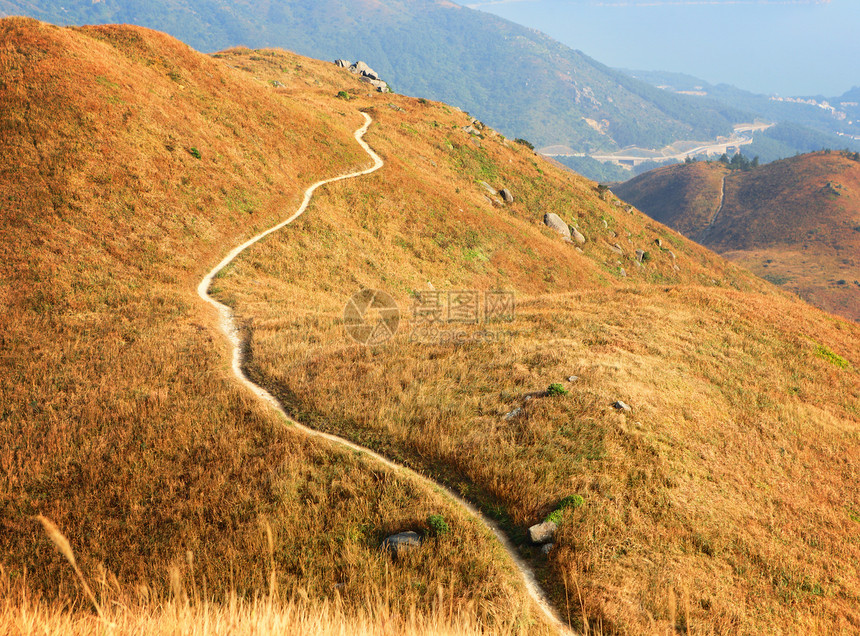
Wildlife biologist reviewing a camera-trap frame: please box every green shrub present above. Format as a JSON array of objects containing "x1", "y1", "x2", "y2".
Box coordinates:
[
  {"x1": 188, "y1": 147, "x2": 201, "y2": 159},
  {"x1": 336, "y1": 90, "x2": 350, "y2": 100},
  {"x1": 427, "y1": 514, "x2": 450, "y2": 536},
  {"x1": 547, "y1": 383, "x2": 568, "y2": 397},
  {"x1": 544, "y1": 494, "x2": 585, "y2": 524},
  {"x1": 514, "y1": 138, "x2": 534, "y2": 150},
  {"x1": 816, "y1": 345, "x2": 849, "y2": 369}
]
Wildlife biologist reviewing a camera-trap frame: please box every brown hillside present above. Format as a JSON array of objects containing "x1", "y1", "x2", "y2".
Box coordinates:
[
  {"x1": 214, "y1": 54, "x2": 860, "y2": 635},
  {"x1": 613, "y1": 161, "x2": 726, "y2": 237},
  {"x1": 615, "y1": 152, "x2": 860, "y2": 321},
  {"x1": 0, "y1": 17, "x2": 549, "y2": 632},
  {"x1": 2, "y1": 18, "x2": 860, "y2": 636}
]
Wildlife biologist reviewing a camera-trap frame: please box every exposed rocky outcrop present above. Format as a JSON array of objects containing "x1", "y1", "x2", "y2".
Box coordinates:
[{"x1": 334, "y1": 59, "x2": 391, "y2": 92}]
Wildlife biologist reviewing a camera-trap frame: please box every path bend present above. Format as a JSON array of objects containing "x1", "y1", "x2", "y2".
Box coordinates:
[{"x1": 197, "y1": 112, "x2": 572, "y2": 634}]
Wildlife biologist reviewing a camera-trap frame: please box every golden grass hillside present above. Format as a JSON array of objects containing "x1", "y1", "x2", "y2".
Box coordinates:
[
  {"x1": 0, "y1": 18, "x2": 553, "y2": 633},
  {"x1": 614, "y1": 153, "x2": 860, "y2": 321},
  {"x1": 210, "y1": 53, "x2": 860, "y2": 634},
  {"x1": 612, "y1": 161, "x2": 727, "y2": 238}
]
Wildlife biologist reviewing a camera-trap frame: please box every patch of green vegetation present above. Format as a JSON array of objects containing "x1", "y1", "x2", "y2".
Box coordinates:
[
  {"x1": 815, "y1": 344, "x2": 849, "y2": 369},
  {"x1": 547, "y1": 383, "x2": 568, "y2": 397},
  {"x1": 762, "y1": 273, "x2": 790, "y2": 286},
  {"x1": 462, "y1": 247, "x2": 489, "y2": 263},
  {"x1": 544, "y1": 494, "x2": 585, "y2": 524},
  {"x1": 514, "y1": 138, "x2": 534, "y2": 150},
  {"x1": 225, "y1": 188, "x2": 259, "y2": 215},
  {"x1": 427, "y1": 514, "x2": 450, "y2": 536},
  {"x1": 450, "y1": 144, "x2": 498, "y2": 183},
  {"x1": 96, "y1": 75, "x2": 120, "y2": 90},
  {"x1": 188, "y1": 147, "x2": 202, "y2": 159}
]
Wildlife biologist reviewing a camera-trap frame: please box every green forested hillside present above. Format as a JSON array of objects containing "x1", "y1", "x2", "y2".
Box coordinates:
[{"x1": 0, "y1": 0, "x2": 750, "y2": 156}]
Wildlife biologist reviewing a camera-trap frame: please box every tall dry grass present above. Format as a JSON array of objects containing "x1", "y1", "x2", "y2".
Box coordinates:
[
  {"x1": 0, "y1": 19, "x2": 551, "y2": 633},
  {"x1": 0, "y1": 518, "x2": 543, "y2": 635},
  {"x1": 209, "y1": 75, "x2": 860, "y2": 634}
]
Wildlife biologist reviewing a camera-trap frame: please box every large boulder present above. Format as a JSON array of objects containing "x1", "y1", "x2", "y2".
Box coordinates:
[
  {"x1": 358, "y1": 76, "x2": 389, "y2": 92},
  {"x1": 350, "y1": 61, "x2": 379, "y2": 80},
  {"x1": 528, "y1": 521, "x2": 557, "y2": 545},
  {"x1": 381, "y1": 531, "x2": 421, "y2": 557},
  {"x1": 334, "y1": 59, "x2": 350, "y2": 68},
  {"x1": 543, "y1": 213, "x2": 571, "y2": 241},
  {"x1": 499, "y1": 188, "x2": 514, "y2": 203}
]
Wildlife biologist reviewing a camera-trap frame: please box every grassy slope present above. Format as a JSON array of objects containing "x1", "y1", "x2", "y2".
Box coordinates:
[
  {"x1": 0, "y1": 18, "x2": 549, "y2": 632},
  {"x1": 612, "y1": 162, "x2": 726, "y2": 238},
  {"x1": 2, "y1": 18, "x2": 859, "y2": 636},
  {"x1": 208, "y1": 57, "x2": 860, "y2": 634},
  {"x1": 614, "y1": 153, "x2": 860, "y2": 322}
]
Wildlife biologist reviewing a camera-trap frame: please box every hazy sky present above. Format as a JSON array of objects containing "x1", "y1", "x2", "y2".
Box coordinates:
[{"x1": 463, "y1": 0, "x2": 858, "y2": 97}]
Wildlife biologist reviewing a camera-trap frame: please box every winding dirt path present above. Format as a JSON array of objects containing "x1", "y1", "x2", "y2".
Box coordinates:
[
  {"x1": 197, "y1": 112, "x2": 572, "y2": 634},
  {"x1": 707, "y1": 175, "x2": 727, "y2": 230}
]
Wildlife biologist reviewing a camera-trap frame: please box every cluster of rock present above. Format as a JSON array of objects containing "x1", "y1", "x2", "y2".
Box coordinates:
[
  {"x1": 543, "y1": 213, "x2": 585, "y2": 246},
  {"x1": 334, "y1": 59, "x2": 390, "y2": 92},
  {"x1": 502, "y1": 375, "x2": 580, "y2": 420},
  {"x1": 479, "y1": 180, "x2": 514, "y2": 207},
  {"x1": 542, "y1": 209, "x2": 682, "y2": 276},
  {"x1": 529, "y1": 520, "x2": 557, "y2": 555}
]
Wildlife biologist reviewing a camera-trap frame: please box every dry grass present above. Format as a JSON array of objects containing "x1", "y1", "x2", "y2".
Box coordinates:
[
  {"x1": 0, "y1": 527, "x2": 538, "y2": 636},
  {"x1": 3, "y1": 17, "x2": 859, "y2": 636},
  {"x1": 210, "y1": 69, "x2": 860, "y2": 634},
  {"x1": 615, "y1": 152, "x2": 860, "y2": 322},
  {"x1": 0, "y1": 18, "x2": 551, "y2": 633}
]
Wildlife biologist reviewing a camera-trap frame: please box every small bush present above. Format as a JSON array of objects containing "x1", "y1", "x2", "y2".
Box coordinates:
[
  {"x1": 336, "y1": 90, "x2": 350, "y2": 101},
  {"x1": 427, "y1": 514, "x2": 450, "y2": 536},
  {"x1": 547, "y1": 383, "x2": 568, "y2": 397},
  {"x1": 418, "y1": 98, "x2": 428, "y2": 105},
  {"x1": 514, "y1": 138, "x2": 534, "y2": 150},
  {"x1": 188, "y1": 147, "x2": 201, "y2": 159}
]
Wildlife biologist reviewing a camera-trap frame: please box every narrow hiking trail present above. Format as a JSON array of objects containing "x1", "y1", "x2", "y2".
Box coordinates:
[
  {"x1": 705, "y1": 175, "x2": 727, "y2": 232},
  {"x1": 197, "y1": 112, "x2": 573, "y2": 635}
]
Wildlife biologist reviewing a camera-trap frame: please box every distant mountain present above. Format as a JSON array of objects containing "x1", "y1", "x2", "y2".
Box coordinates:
[
  {"x1": 614, "y1": 152, "x2": 860, "y2": 321},
  {"x1": 0, "y1": 0, "x2": 751, "y2": 163},
  {"x1": 624, "y1": 69, "x2": 860, "y2": 162}
]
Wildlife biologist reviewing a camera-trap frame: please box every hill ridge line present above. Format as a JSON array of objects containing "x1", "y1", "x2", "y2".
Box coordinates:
[{"x1": 196, "y1": 112, "x2": 573, "y2": 634}]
